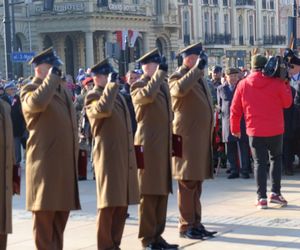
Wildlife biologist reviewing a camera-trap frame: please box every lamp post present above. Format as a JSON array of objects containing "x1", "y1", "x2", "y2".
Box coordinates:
[{"x1": 3, "y1": 0, "x2": 13, "y2": 80}]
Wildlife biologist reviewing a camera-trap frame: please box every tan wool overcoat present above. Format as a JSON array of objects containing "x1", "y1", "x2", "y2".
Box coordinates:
[
  {"x1": 85, "y1": 83, "x2": 139, "y2": 209},
  {"x1": 0, "y1": 99, "x2": 14, "y2": 234},
  {"x1": 20, "y1": 75, "x2": 81, "y2": 211},
  {"x1": 168, "y1": 64, "x2": 214, "y2": 181},
  {"x1": 131, "y1": 69, "x2": 173, "y2": 195}
]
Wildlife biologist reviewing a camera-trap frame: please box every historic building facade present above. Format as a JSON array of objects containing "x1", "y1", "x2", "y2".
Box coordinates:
[
  {"x1": 0, "y1": 0, "x2": 295, "y2": 79},
  {"x1": 178, "y1": 0, "x2": 289, "y2": 69},
  {"x1": 0, "y1": 0, "x2": 180, "y2": 78}
]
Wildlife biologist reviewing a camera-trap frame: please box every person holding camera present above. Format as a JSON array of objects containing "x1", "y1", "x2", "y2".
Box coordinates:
[
  {"x1": 20, "y1": 47, "x2": 81, "y2": 249},
  {"x1": 230, "y1": 54, "x2": 292, "y2": 209},
  {"x1": 130, "y1": 49, "x2": 178, "y2": 250},
  {"x1": 169, "y1": 43, "x2": 216, "y2": 239},
  {"x1": 85, "y1": 59, "x2": 139, "y2": 250}
]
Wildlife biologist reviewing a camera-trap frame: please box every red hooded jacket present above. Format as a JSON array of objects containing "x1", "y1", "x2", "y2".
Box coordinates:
[{"x1": 230, "y1": 71, "x2": 292, "y2": 137}]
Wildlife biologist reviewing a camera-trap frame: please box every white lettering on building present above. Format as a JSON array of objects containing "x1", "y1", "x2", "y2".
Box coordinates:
[
  {"x1": 108, "y1": 3, "x2": 138, "y2": 12},
  {"x1": 34, "y1": 2, "x2": 85, "y2": 14}
]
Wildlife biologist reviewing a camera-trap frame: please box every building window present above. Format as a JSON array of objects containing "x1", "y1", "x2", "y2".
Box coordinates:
[
  {"x1": 270, "y1": 0, "x2": 275, "y2": 9},
  {"x1": 223, "y1": 0, "x2": 228, "y2": 6},
  {"x1": 204, "y1": 12, "x2": 210, "y2": 35},
  {"x1": 263, "y1": 16, "x2": 268, "y2": 35},
  {"x1": 132, "y1": 0, "x2": 139, "y2": 4},
  {"x1": 112, "y1": 0, "x2": 122, "y2": 3},
  {"x1": 238, "y1": 15, "x2": 243, "y2": 45},
  {"x1": 249, "y1": 15, "x2": 254, "y2": 45},
  {"x1": 183, "y1": 10, "x2": 190, "y2": 35},
  {"x1": 97, "y1": 0, "x2": 108, "y2": 7},
  {"x1": 155, "y1": 0, "x2": 163, "y2": 15},
  {"x1": 214, "y1": 13, "x2": 219, "y2": 34},
  {"x1": 270, "y1": 16, "x2": 275, "y2": 36},
  {"x1": 203, "y1": 0, "x2": 209, "y2": 5},
  {"x1": 183, "y1": 10, "x2": 190, "y2": 45},
  {"x1": 262, "y1": 0, "x2": 267, "y2": 9},
  {"x1": 224, "y1": 14, "x2": 229, "y2": 35}
]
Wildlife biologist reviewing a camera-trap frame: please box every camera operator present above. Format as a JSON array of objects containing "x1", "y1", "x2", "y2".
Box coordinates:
[{"x1": 230, "y1": 54, "x2": 292, "y2": 209}]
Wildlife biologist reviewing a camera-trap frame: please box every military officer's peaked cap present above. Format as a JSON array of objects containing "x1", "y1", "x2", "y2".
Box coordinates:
[
  {"x1": 136, "y1": 48, "x2": 161, "y2": 65},
  {"x1": 28, "y1": 47, "x2": 63, "y2": 67},
  {"x1": 179, "y1": 42, "x2": 202, "y2": 58},
  {"x1": 225, "y1": 67, "x2": 239, "y2": 75},
  {"x1": 90, "y1": 58, "x2": 113, "y2": 76}
]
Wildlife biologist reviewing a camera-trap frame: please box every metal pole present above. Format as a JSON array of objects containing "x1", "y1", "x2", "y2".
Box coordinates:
[
  {"x1": 26, "y1": 4, "x2": 32, "y2": 51},
  {"x1": 26, "y1": 3, "x2": 32, "y2": 75},
  {"x1": 11, "y1": 0, "x2": 16, "y2": 50},
  {"x1": 294, "y1": 0, "x2": 297, "y2": 50},
  {"x1": 11, "y1": 0, "x2": 16, "y2": 78},
  {"x1": 3, "y1": 0, "x2": 13, "y2": 80}
]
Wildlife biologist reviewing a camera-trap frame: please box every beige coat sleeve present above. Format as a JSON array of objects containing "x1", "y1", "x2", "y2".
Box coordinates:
[
  {"x1": 85, "y1": 82, "x2": 119, "y2": 119},
  {"x1": 169, "y1": 65, "x2": 203, "y2": 98},
  {"x1": 20, "y1": 74, "x2": 61, "y2": 113},
  {"x1": 131, "y1": 69, "x2": 167, "y2": 105}
]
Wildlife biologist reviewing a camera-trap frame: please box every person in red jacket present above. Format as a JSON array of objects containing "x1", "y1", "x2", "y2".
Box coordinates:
[{"x1": 230, "y1": 54, "x2": 292, "y2": 209}]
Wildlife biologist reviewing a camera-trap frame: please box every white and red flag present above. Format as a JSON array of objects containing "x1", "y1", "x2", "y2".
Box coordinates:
[{"x1": 116, "y1": 30, "x2": 140, "y2": 50}]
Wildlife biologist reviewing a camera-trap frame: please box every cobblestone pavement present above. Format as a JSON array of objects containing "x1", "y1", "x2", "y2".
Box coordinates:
[{"x1": 8, "y1": 166, "x2": 300, "y2": 250}]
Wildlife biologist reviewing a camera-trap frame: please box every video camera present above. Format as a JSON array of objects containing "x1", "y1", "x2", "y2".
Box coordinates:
[{"x1": 263, "y1": 48, "x2": 297, "y2": 80}]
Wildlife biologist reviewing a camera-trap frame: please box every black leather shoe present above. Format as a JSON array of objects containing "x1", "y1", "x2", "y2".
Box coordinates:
[
  {"x1": 145, "y1": 242, "x2": 161, "y2": 250},
  {"x1": 145, "y1": 242, "x2": 178, "y2": 250},
  {"x1": 179, "y1": 228, "x2": 203, "y2": 240},
  {"x1": 195, "y1": 228, "x2": 217, "y2": 238},
  {"x1": 227, "y1": 172, "x2": 239, "y2": 179},
  {"x1": 159, "y1": 240, "x2": 179, "y2": 249}
]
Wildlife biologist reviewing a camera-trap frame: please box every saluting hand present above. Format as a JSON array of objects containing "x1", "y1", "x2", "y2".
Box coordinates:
[
  {"x1": 49, "y1": 66, "x2": 62, "y2": 77},
  {"x1": 159, "y1": 55, "x2": 168, "y2": 72},
  {"x1": 197, "y1": 51, "x2": 208, "y2": 70},
  {"x1": 108, "y1": 72, "x2": 119, "y2": 83}
]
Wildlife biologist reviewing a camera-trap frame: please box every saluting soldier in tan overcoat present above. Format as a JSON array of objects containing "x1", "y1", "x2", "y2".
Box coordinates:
[
  {"x1": 168, "y1": 43, "x2": 217, "y2": 239},
  {"x1": 131, "y1": 49, "x2": 178, "y2": 249},
  {"x1": 85, "y1": 59, "x2": 139, "y2": 250},
  {"x1": 0, "y1": 99, "x2": 14, "y2": 250},
  {"x1": 20, "y1": 48, "x2": 81, "y2": 250}
]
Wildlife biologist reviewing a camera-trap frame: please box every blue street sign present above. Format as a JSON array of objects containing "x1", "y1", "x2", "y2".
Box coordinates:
[{"x1": 11, "y1": 52, "x2": 35, "y2": 62}]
